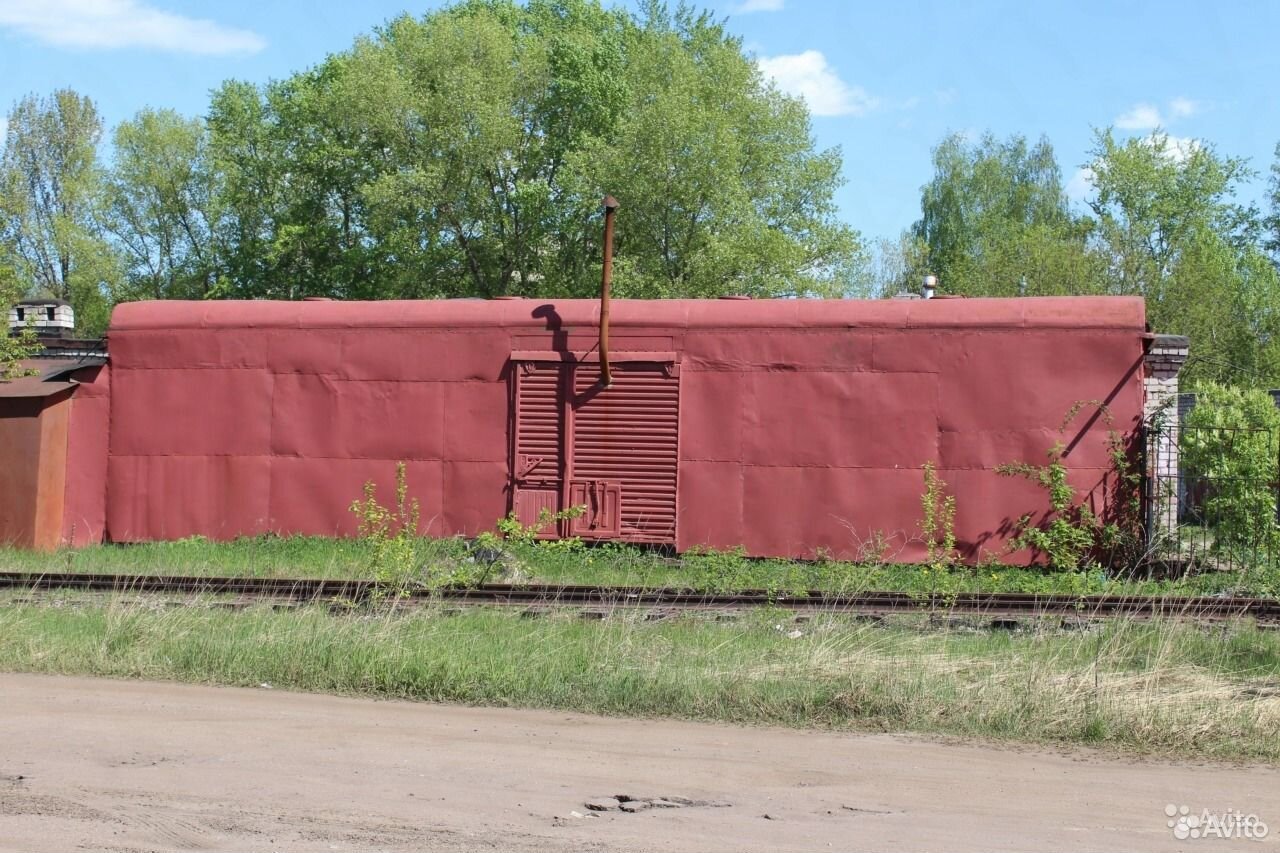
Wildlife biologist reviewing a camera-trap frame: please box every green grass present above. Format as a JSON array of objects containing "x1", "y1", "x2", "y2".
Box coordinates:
[
  {"x1": 1, "y1": 594, "x2": 1277, "y2": 761},
  {"x1": 3, "y1": 534, "x2": 1279, "y2": 598},
  {"x1": 0, "y1": 536, "x2": 377, "y2": 578}
]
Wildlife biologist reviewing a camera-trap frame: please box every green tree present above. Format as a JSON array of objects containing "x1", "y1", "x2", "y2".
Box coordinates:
[
  {"x1": 205, "y1": 0, "x2": 860, "y2": 300},
  {"x1": 207, "y1": 72, "x2": 383, "y2": 300},
  {"x1": 569, "y1": 4, "x2": 860, "y2": 297},
  {"x1": 104, "y1": 108, "x2": 219, "y2": 300},
  {"x1": 204, "y1": 81, "x2": 288, "y2": 299},
  {"x1": 0, "y1": 261, "x2": 39, "y2": 379},
  {"x1": 1157, "y1": 235, "x2": 1280, "y2": 385},
  {"x1": 1265, "y1": 141, "x2": 1280, "y2": 263},
  {"x1": 911, "y1": 132, "x2": 1099, "y2": 297},
  {"x1": 1086, "y1": 130, "x2": 1254, "y2": 296},
  {"x1": 1182, "y1": 383, "x2": 1280, "y2": 559},
  {"x1": 855, "y1": 232, "x2": 927, "y2": 298},
  {"x1": 0, "y1": 90, "x2": 118, "y2": 333},
  {"x1": 1086, "y1": 130, "x2": 1280, "y2": 385}
]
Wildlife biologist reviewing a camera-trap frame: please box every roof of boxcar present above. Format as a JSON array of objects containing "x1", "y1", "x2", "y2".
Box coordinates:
[{"x1": 110, "y1": 296, "x2": 1146, "y2": 333}]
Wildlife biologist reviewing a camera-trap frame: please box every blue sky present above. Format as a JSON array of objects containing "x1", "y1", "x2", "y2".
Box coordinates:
[{"x1": 1, "y1": 0, "x2": 1277, "y2": 241}]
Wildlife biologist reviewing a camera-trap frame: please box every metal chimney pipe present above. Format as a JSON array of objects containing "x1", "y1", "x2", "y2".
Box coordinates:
[
  {"x1": 923, "y1": 275, "x2": 937, "y2": 300},
  {"x1": 599, "y1": 195, "x2": 619, "y2": 387}
]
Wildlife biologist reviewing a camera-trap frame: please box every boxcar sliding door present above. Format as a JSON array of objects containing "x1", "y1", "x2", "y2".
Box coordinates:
[
  {"x1": 510, "y1": 358, "x2": 679, "y2": 545},
  {"x1": 510, "y1": 361, "x2": 566, "y2": 536}
]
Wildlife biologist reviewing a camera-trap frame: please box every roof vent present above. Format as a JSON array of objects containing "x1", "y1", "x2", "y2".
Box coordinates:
[
  {"x1": 718, "y1": 295, "x2": 753, "y2": 300},
  {"x1": 9, "y1": 299, "x2": 73, "y2": 338}
]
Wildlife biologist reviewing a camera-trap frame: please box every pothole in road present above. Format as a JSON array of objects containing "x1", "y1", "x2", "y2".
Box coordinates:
[{"x1": 585, "y1": 794, "x2": 732, "y2": 813}]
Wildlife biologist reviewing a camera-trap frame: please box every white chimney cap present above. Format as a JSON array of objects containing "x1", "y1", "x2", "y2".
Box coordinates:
[{"x1": 9, "y1": 299, "x2": 75, "y2": 336}]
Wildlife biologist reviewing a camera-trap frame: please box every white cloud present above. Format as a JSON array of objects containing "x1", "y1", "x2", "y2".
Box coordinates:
[
  {"x1": 0, "y1": 0, "x2": 265, "y2": 55},
  {"x1": 1113, "y1": 97, "x2": 1198, "y2": 131},
  {"x1": 757, "y1": 50, "x2": 877, "y2": 117},
  {"x1": 1115, "y1": 102, "x2": 1162, "y2": 130},
  {"x1": 735, "y1": 0, "x2": 784, "y2": 11},
  {"x1": 1148, "y1": 134, "x2": 1200, "y2": 164},
  {"x1": 1066, "y1": 166, "x2": 1095, "y2": 202}
]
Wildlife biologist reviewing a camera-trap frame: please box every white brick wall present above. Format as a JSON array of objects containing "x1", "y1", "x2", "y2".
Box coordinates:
[
  {"x1": 8, "y1": 301, "x2": 74, "y2": 334},
  {"x1": 1144, "y1": 336, "x2": 1189, "y2": 545}
]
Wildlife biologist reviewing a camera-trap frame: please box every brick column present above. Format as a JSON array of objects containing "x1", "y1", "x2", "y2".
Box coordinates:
[{"x1": 1144, "y1": 335, "x2": 1189, "y2": 548}]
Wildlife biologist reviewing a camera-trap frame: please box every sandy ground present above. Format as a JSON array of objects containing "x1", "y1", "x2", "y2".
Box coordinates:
[{"x1": 0, "y1": 674, "x2": 1276, "y2": 853}]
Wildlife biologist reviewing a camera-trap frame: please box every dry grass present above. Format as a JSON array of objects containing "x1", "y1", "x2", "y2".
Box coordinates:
[{"x1": 0, "y1": 593, "x2": 1276, "y2": 761}]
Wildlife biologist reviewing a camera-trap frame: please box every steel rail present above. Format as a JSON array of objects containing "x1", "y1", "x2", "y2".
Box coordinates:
[{"x1": 1, "y1": 571, "x2": 1278, "y2": 622}]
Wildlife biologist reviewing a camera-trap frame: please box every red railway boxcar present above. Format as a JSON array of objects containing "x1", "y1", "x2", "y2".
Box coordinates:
[{"x1": 44, "y1": 295, "x2": 1148, "y2": 563}]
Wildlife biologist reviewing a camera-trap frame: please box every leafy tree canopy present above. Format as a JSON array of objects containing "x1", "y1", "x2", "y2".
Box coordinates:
[
  {"x1": 909, "y1": 132, "x2": 1100, "y2": 298},
  {"x1": 1086, "y1": 130, "x2": 1280, "y2": 386},
  {"x1": 905, "y1": 128, "x2": 1280, "y2": 387},
  {"x1": 0, "y1": 89, "x2": 117, "y2": 334},
  {"x1": 104, "y1": 108, "x2": 219, "y2": 302},
  {"x1": 203, "y1": 0, "x2": 861, "y2": 300},
  {"x1": 0, "y1": 263, "x2": 39, "y2": 379},
  {"x1": 1265, "y1": 142, "x2": 1280, "y2": 262}
]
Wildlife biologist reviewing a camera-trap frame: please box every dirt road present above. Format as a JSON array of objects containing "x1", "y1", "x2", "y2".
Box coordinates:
[{"x1": 1, "y1": 673, "x2": 1276, "y2": 852}]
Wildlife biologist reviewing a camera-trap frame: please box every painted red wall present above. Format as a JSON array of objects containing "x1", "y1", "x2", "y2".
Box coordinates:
[
  {"x1": 97, "y1": 296, "x2": 1146, "y2": 562},
  {"x1": 61, "y1": 364, "x2": 110, "y2": 546}
]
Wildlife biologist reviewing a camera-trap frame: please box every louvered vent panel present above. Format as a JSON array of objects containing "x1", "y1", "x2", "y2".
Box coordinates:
[
  {"x1": 511, "y1": 363, "x2": 566, "y2": 532},
  {"x1": 514, "y1": 363, "x2": 564, "y2": 484},
  {"x1": 571, "y1": 363, "x2": 679, "y2": 544}
]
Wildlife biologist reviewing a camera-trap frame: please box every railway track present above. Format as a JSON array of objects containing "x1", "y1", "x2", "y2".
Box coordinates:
[{"x1": 1, "y1": 571, "x2": 1278, "y2": 623}]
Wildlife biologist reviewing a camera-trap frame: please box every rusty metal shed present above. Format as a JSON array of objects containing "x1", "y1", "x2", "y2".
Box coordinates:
[{"x1": 0, "y1": 359, "x2": 98, "y2": 549}]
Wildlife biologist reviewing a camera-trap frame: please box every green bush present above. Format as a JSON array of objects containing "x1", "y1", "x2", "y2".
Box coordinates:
[
  {"x1": 1181, "y1": 383, "x2": 1280, "y2": 556},
  {"x1": 998, "y1": 443, "x2": 1102, "y2": 571},
  {"x1": 1, "y1": 275, "x2": 40, "y2": 380},
  {"x1": 349, "y1": 462, "x2": 422, "y2": 593}
]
